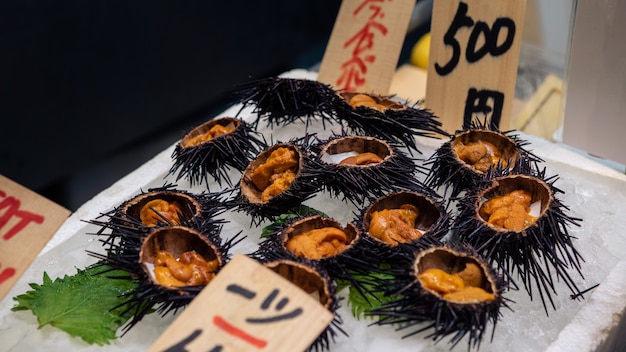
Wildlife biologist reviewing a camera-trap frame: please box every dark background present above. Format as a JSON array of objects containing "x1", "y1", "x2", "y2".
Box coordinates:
[{"x1": 0, "y1": 1, "x2": 429, "y2": 211}]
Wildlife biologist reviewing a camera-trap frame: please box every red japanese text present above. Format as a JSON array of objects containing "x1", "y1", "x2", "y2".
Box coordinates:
[
  {"x1": 0, "y1": 190, "x2": 45, "y2": 241},
  {"x1": 337, "y1": 0, "x2": 390, "y2": 91},
  {"x1": 0, "y1": 263, "x2": 16, "y2": 285}
]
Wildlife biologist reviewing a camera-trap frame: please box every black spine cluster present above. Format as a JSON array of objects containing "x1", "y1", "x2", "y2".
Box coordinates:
[
  {"x1": 333, "y1": 98, "x2": 448, "y2": 155},
  {"x1": 168, "y1": 117, "x2": 265, "y2": 188},
  {"x1": 232, "y1": 76, "x2": 447, "y2": 155},
  {"x1": 233, "y1": 77, "x2": 339, "y2": 129}
]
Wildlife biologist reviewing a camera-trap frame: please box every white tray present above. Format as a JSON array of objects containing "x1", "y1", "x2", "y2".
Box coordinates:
[{"x1": 2, "y1": 70, "x2": 626, "y2": 352}]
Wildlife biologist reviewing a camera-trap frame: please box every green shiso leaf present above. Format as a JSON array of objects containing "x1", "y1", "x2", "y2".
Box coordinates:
[
  {"x1": 11, "y1": 264, "x2": 137, "y2": 346},
  {"x1": 261, "y1": 205, "x2": 328, "y2": 238}
]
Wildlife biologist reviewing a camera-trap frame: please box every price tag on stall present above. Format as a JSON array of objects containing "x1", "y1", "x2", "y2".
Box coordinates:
[
  {"x1": 425, "y1": 0, "x2": 526, "y2": 133},
  {"x1": 0, "y1": 175, "x2": 71, "y2": 301},
  {"x1": 317, "y1": 0, "x2": 415, "y2": 95},
  {"x1": 148, "y1": 254, "x2": 333, "y2": 352}
]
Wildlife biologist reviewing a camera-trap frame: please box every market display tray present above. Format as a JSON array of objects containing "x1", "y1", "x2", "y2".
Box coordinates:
[{"x1": 1, "y1": 70, "x2": 626, "y2": 352}]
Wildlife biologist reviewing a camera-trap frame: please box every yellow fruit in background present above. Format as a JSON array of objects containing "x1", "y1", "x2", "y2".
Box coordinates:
[{"x1": 410, "y1": 32, "x2": 431, "y2": 69}]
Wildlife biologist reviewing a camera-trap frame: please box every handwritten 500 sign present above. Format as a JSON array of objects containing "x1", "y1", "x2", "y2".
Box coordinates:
[
  {"x1": 435, "y1": 2, "x2": 516, "y2": 77},
  {"x1": 426, "y1": 0, "x2": 526, "y2": 132}
]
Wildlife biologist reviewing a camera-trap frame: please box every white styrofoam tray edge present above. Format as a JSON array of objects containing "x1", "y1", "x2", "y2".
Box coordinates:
[
  {"x1": 547, "y1": 260, "x2": 626, "y2": 352},
  {"x1": 40, "y1": 145, "x2": 176, "y2": 256}
]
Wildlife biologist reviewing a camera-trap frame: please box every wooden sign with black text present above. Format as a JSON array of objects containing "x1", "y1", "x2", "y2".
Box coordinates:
[
  {"x1": 148, "y1": 254, "x2": 333, "y2": 352},
  {"x1": 426, "y1": 0, "x2": 526, "y2": 133}
]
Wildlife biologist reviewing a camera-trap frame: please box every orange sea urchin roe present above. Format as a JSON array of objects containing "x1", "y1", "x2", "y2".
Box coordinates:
[
  {"x1": 348, "y1": 94, "x2": 386, "y2": 111},
  {"x1": 139, "y1": 199, "x2": 183, "y2": 226},
  {"x1": 418, "y1": 268, "x2": 464, "y2": 294},
  {"x1": 368, "y1": 204, "x2": 422, "y2": 245},
  {"x1": 250, "y1": 147, "x2": 299, "y2": 202},
  {"x1": 444, "y1": 286, "x2": 496, "y2": 303},
  {"x1": 261, "y1": 170, "x2": 296, "y2": 202},
  {"x1": 480, "y1": 190, "x2": 537, "y2": 231},
  {"x1": 153, "y1": 250, "x2": 219, "y2": 287},
  {"x1": 338, "y1": 152, "x2": 383, "y2": 166},
  {"x1": 418, "y1": 268, "x2": 495, "y2": 303},
  {"x1": 286, "y1": 227, "x2": 348, "y2": 259},
  {"x1": 183, "y1": 123, "x2": 235, "y2": 147},
  {"x1": 455, "y1": 262, "x2": 484, "y2": 288},
  {"x1": 453, "y1": 140, "x2": 505, "y2": 173}
]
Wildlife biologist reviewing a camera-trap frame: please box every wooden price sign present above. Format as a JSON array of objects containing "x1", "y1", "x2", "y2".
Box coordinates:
[
  {"x1": 426, "y1": 0, "x2": 526, "y2": 133},
  {"x1": 148, "y1": 254, "x2": 333, "y2": 352},
  {"x1": 317, "y1": 0, "x2": 415, "y2": 95},
  {"x1": 0, "y1": 175, "x2": 71, "y2": 301}
]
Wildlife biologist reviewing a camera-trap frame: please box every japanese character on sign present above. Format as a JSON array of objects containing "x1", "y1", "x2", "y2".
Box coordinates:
[
  {"x1": 337, "y1": 0, "x2": 390, "y2": 91},
  {"x1": 163, "y1": 284, "x2": 304, "y2": 352},
  {"x1": 0, "y1": 190, "x2": 45, "y2": 241},
  {"x1": 463, "y1": 88, "x2": 505, "y2": 129},
  {"x1": 0, "y1": 189, "x2": 45, "y2": 286}
]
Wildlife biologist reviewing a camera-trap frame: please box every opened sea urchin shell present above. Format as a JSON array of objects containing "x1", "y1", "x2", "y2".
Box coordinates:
[
  {"x1": 89, "y1": 185, "x2": 229, "y2": 251},
  {"x1": 139, "y1": 226, "x2": 223, "y2": 288},
  {"x1": 264, "y1": 259, "x2": 334, "y2": 310},
  {"x1": 255, "y1": 214, "x2": 364, "y2": 284},
  {"x1": 454, "y1": 172, "x2": 584, "y2": 313},
  {"x1": 425, "y1": 125, "x2": 539, "y2": 198},
  {"x1": 339, "y1": 92, "x2": 407, "y2": 112},
  {"x1": 234, "y1": 139, "x2": 323, "y2": 225},
  {"x1": 358, "y1": 191, "x2": 450, "y2": 255},
  {"x1": 281, "y1": 215, "x2": 359, "y2": 261},
  {"x1": 414, "y1": 247, "x2": 498, "y2": 303},
  {"x1": 121, "y1": 189, "x2": 202, "y2": 228},
  {"x1": 314, "y1": 134, "x2": 425, "y2": 205},
  {"x1": 452, "y1": 129, "x2": 520, "y2": 172},
  {"x1": 368, "y1": 245, "x2": 508, "y2": 350}
]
